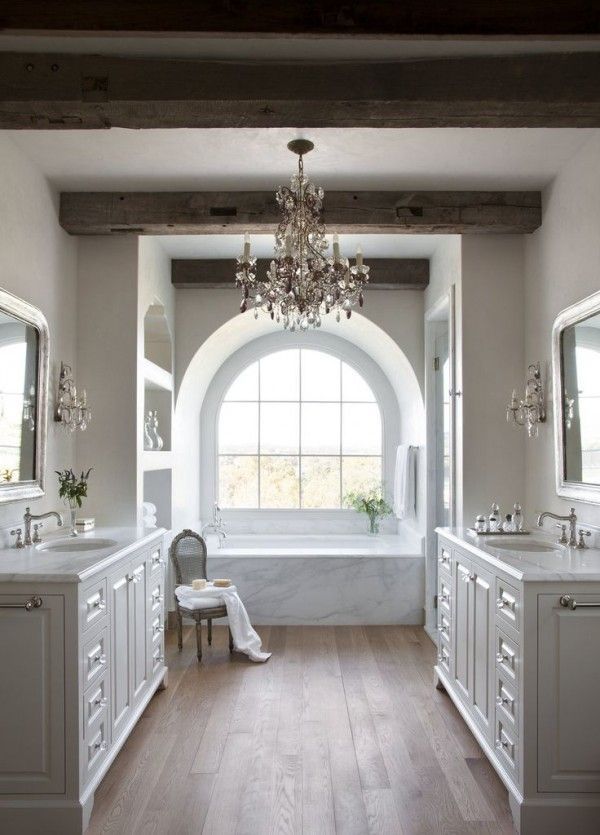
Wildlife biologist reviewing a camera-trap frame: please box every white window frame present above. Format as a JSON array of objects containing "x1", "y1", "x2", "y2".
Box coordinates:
[{"x1": 200, "y1": 332, "x2": 400, "y2": 531}]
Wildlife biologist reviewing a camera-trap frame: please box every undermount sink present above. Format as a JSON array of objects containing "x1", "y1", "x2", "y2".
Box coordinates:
[
  {"x1": 37, "y1": 538, "x2": 117, "y2": 553},
  {"x1": 488, "y1": 538, "x2": 560, "y2": 554}
]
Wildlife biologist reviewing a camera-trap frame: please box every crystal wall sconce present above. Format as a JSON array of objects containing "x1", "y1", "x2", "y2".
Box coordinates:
[
  {"x1": 506, "y1": 362, "x2": 546, "y2": 438},
  {"x1": 55, "y1": 362, "x2": 91, "y2": 431}
]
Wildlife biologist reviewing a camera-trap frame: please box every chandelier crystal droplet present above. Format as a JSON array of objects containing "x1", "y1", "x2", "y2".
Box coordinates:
[{"x1": 235, "y1": 140, "x2": 370, "y2": 331}]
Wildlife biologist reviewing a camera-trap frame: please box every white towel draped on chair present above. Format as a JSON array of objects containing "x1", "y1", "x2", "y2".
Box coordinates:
[
  {"x1": 175, "y1": 583, "x2": 271, "y2": 663},
  {"x1": 393, "y1": 444, "x2": 417, "y2": 519}
]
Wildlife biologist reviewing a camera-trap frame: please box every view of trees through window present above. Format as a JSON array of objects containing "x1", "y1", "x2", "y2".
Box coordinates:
[{"x1": 218, "y1": 349, "x2": 383, "y2": 509}]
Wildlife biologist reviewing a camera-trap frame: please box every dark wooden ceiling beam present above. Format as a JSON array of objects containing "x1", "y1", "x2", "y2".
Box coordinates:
[
  {"x1": 59, "y1": 191, "x2": 542, "y2": 235},
  {"x1": 1, "y1": 2, "x2": 598, "y2": 36},
  {"x1": 2, "y1": 52, "x2": 600, "y2": 129},
  {"x1": 172, "y1": 258, "x2": 429, "y2": 290}
]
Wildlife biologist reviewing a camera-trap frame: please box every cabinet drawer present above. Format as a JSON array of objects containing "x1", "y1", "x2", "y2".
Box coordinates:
[
  {"x1": 437, "y1": 543, "x2": 452, "y2": 577},
  {"x1": 438, "y1": 610, "x2": 451, "y2": 644},
  {"x1": 438, "y1": 575, "x2": 451, "y2": 615},
  {"x1": 80, "y1": 577, "x2": 108, "y2": 634},
  {"x1": 84, "y1": 713, "x2": 109, "y2": 784},
  {"x1": 150, "y1": 577, "x2": 164, "y2": 614},
  {"x1": 84, "y1": 674, "x2": 109, "y2": 735},
  {"x1": 151, "y1": 612, "x2": 165, "y2": 645},
  {"x1": 151, "y1": 639, "x2": 165, "y2": 676},
  {"x1": 149, "y1": 545, "x2": 165, "y2": 576},
  {"x1": 495, "y1": 629, "x2": 519, "y2": 684},
  {"x1": 495, "y1": 670, "x2": 518, "y2": 730},
  {"x1": 83, "y1": 628, "x2": 109, "y2": 688},
  {"x1": 437, "y1": 635, "x2": 451, "y2": 675},
  {"x1": 495, "y1": 577, "x2": 520, "y2": 633},
  {"x1": 495, "y1": 717, "x2": 518, "y2": 777}
]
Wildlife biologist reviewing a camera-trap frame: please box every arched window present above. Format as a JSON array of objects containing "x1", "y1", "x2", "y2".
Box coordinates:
[{"x1": 217, "y1": 348, "x2": 383, "y2": 509}]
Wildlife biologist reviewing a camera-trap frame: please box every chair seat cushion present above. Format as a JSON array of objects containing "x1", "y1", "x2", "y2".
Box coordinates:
[{"x1": 179, "y1": 596, "x2": 226, "y2": 611}]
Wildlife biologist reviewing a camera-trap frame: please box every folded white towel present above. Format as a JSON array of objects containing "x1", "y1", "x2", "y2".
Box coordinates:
[
  {"x1": 143, "y1": 513, "x2": 157, "y2": 526},
  {"x1": 393, "y1": 444, "x2": 417, "y2": 519},
  {"x1": 142, "y1": 501, "x2": 157, "y2": 515},
  {"x1": 176, "y1": 583, "x2": 271, "y2": 663}
]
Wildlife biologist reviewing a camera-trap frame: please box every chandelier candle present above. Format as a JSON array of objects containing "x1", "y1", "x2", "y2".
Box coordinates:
[{"x1": 236, "y1": 139, "x2": 370, "y2": 331}]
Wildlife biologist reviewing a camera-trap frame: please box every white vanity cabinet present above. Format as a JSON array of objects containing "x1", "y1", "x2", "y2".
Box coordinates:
[
  {"x1": 0, "y1": 528, "x2": 167, "y2": 835},
  {"x1": 435, "y1": 529, "x2": 600, "y2": 835}
]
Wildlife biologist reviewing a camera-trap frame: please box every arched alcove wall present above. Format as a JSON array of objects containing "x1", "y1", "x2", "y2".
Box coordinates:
[{"x1": 173, "y1": 305, "x2": 425, "y2": 536}]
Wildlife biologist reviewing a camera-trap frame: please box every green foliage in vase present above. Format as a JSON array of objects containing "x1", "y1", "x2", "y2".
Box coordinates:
[
  {"x1": 344, "y1": 488, "x2": 393, "y2": 531},
  {"x1": 56, "y1": 467, "x2": 92, "y2": 508}
]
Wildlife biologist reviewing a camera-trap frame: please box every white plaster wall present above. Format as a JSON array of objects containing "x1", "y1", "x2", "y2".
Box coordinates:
[
  {"x1": 524, "y1": 131, "x2": 600, "y2": 527},
  {"x1": 173, "y1": 287, "x2": 425, "y2": 534},
  {"x1": 0, "y1": 134, "x2": 77, "y2": 535}
]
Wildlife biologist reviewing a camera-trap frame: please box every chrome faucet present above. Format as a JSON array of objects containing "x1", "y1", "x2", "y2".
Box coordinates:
[
  {"x1": 537, "y1": 507, "x2": 577, "y2": 547},
  {"x1": 201, "y1": 502, "x2": 227, "y2": 547},
  {"x1": 23, "y1": 506, "x2": 64, "y2": 546}
]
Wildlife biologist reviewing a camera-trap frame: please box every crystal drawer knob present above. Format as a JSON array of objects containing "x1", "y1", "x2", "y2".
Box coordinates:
[
  {"x1": 94, "y1": 653, "x2": 107, "y2": 666},
  {"x1": 496, "y1": 695, "x2": 511, "y2": 707},
  {"x1": 153, "y1": 624, "x2": 164, "y2": 633},
  {"x1": 93, "y1": 599, "x2": 106, "y2": 610},
  {"x1": 495, "y1": 738, "x2": 509, "y2": 750},
  {"x1": 94, "y1": 696, "x2": 108, "y2": 707},
  {"x1": 496, "y1": 597, "x2": 506, "y2": 609},
  {"x1": 94, "y1": 740, "x2": 108, "y2": 752},
  {"x1": 496, "y1": 651, "x2": 510, "y2": 664}
]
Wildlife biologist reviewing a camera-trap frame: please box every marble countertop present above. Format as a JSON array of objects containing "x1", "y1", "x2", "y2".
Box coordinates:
[
  {"x1": 0, "y1": 526, "x2": 165, "y2": 584},
  {"x1": 437, "y1": 527, "x2": 600, "y2": 582}
]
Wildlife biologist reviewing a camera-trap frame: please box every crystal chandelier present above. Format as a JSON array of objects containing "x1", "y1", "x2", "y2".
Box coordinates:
[{"x1": 236, "y1": 139, "x2": 370, "y2": 330}]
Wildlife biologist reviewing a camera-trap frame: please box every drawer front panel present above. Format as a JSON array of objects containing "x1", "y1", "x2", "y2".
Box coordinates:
[
  {"x1": 495, "y1": 671, "x2": 518, "y2": 729},
  {"x1": 84, "y1": 674, "x2": 109, "y2": 734},
  {"x1": 150, "y1": 578, "x2": 164, "y2": 614},
  {"x1": 81, "y1": 577, "x2": 108, "y2": 633},
  {"x1": 438, "y1": 610, "x2": 451, "y2": 644},
  {"x1": 83, "y1": 629, "x2": 109, "y2": 688},
  {"x1": 495, "y1": 718, "x2": 518, "y2": 777},
  {"x1": 85, "y1": 714, "x2": 109, "y2": 784},
  {"x1": 151, "y1": 612, "x2": 165, "y2": 645},
  {"x1": 438, "y1": 575, "x2": 451, "y2": 615},
  {"x1": 437, "y1": 635, "x2": 451, "y2": 675},
  {"x1": 149, "y1": 545, "x2": 165, "y2": 577},
  {"x1": 438, "y1": 542, "x2": 452, "y2": 577},
  {"x1": 495, "y1": 577, "x2": 520, "y2": 633},
  {"x1": 151, "y1": 639, "x2": 165, "y2": 676},
  {"x1": 495, "y1": 629, "x2": 519, "y2": 684}
]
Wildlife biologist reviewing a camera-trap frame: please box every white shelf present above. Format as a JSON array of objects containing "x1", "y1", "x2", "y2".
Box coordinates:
[
  {"x1": 142, "y1": 451, "x2": 173, "y2": 471},
  {"x1": 143, "y1": 358, "x2": 173, "y2": 392}
]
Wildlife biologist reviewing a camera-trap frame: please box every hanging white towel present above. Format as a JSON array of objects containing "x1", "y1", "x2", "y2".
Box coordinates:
[
  {"x1": 175, "y1": 584, "x2": 271, "y2": 663},
  {"x1": 393, "y1": 444, "x2": 416, "y2": 519}
]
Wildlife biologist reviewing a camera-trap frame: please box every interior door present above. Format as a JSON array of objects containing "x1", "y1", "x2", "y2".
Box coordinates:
[
  {"x1": 110, "y1": 567, "x2": 132, "y2": 740},
  {"x1": 452, "y1": 552, "x2": 472, "y2": 702},
  {"x1": 538, "y1": 593, "x2": 600, "y2": 792},
  {"x1": 130, "y1": 556, "x2": 149, "y2": 703},
  {"x1": 471, "y1": 562, "x2": 493, "y2": 739}
]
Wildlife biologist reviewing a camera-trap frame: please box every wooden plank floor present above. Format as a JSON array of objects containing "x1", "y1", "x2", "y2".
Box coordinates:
[{"x1": 87, "y1": 625, "x2": 516, "y2": 835}]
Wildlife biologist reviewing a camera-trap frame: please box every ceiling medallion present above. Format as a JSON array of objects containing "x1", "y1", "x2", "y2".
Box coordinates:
[{"x1": 236, "y1": 139, "x2": 370, "y2": 331}]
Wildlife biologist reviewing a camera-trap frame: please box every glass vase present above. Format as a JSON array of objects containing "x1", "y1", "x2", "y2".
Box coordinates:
[
  {"x1": 67, "y1": 499, "x2": 78, "y2": 537},
  {"x1": 368, "y1": 515, "x2": 380, "y2": 535}
]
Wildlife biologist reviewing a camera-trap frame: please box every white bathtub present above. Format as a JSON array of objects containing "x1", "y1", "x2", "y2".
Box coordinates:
[{"x1": 204, "y1": 532, "x2": 425, "y2": 625}]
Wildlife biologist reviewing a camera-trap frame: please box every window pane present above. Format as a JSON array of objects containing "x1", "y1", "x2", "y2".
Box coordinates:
[
  {"x1": 219, "y1": 455, "x2": 258, "y2": 507},
  {"x1": 260, "y1": 403, "x2": 299, "y2": 454},
  {"x1": 342, "y1": 456, "x2": 382, "y2": 497},
  {"x1": 260, "y1": 456, "x2": 299, "y2": 508},
  {"x1": 219, "y1": 403, "x2": 258, "y2": 454},
  {"x1": 301, "y1": 350, "x2": 340, "y2": 401},
  {"x1": 342, "y1": 362, "x2": 375, "y2": 402},
  {"x1": 342, "y1": 403, "x2": 382, "y2": 454},
  {"x1": 260, "y1": 350, "x2": 299, "y2": 401},
  {"x1": 301, "y1": 403, "x2": 340, "y2": 454},
  {"x1": 224, "y1": 361, "x2": 258, "y2": 401},
  {"x1": 301, "y1": 456, "x2": 340, "y2": 508}
]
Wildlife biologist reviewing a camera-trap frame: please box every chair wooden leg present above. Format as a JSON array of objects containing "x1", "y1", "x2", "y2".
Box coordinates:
[
  {"x1": 176, "y1": 610, "x2": 183, "y2": 651},
  {"x1": 195, "y1": 621, "x2": 202, "y2": 662},
  {"x1": 228, "y1": 626, "x2": 234, "y2": 653},
  {"x1": 207, "y1": 619, "x2": 212, "y2": 646}
]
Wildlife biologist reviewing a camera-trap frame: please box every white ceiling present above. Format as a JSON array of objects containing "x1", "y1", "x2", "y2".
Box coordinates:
[
  {"x1": 8, "y1": 127, "x2": 595, "y2": 191},
  {"x1": 159, "y1": 233, "x2": 446, "y2": 260}
]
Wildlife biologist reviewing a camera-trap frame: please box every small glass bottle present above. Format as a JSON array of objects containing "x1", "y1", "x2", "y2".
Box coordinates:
[
  {"x1": 502, "y1": 513, "x2": 514, "y2": 533},
  {"x1": 475, "y1": 514, "x2": 486, "y2": 533},
  {"x1": 489, "y1": 513, "x2": 499, "y2": 533},
  {"x1": 513, "y1": 503, "x2": 524, "y2": 532}
]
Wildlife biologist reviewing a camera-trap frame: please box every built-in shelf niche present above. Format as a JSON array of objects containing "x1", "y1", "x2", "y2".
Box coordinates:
[{"x1": 143, "y1": 469, "x2": 172, "y2": 529}]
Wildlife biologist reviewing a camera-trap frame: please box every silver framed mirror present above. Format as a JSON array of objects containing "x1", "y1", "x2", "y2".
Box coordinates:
[
  {"x1": 553, "y1": 288, "x2": 600, "y2": 504},
  {"x1": 0, "y1": 288, "x2": 49, "y2": 503}
]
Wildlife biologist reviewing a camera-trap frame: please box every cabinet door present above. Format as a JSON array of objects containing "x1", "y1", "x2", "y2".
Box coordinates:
[
  {"x1": 109, "y1": 568, "x2": 132, "y2": 740},
  {"x1": 538, "y1": 593, "x2": 600, "y2": 792},
  {"x1": 0, "y1": 594, "x2": 65, "y2": 794},
  {"x1": 471, "y1": 562, "x2": 493, "y2": 738},
  {"x1": 452, "y1": 552, "x2": 472, "y2": 702},
  {"x1": 130, "y1": 556, "x2": 149, "y2": 703}
]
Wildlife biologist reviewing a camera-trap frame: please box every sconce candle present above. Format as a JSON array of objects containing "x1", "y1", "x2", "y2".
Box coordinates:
[
  {"x1": 506, "y1": 362, "x2": 546, "y2": 438},
  {"x1": 55, "y1": 362, "x2": 91, "y2": 432}
]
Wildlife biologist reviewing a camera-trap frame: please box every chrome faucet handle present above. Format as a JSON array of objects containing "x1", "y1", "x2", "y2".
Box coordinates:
[
  {"x1": 32, "y1": 523, "x2": 43, "y2": 544},
  {"x1": 10, "y1": 528, "x2": 24, "y2": 549},
  {"x1": 556, "y1": 524, "x2": 568, "y2": 545},
  {"x1": 576, "y1": 529, "x2": 592, "y2": 550}
]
